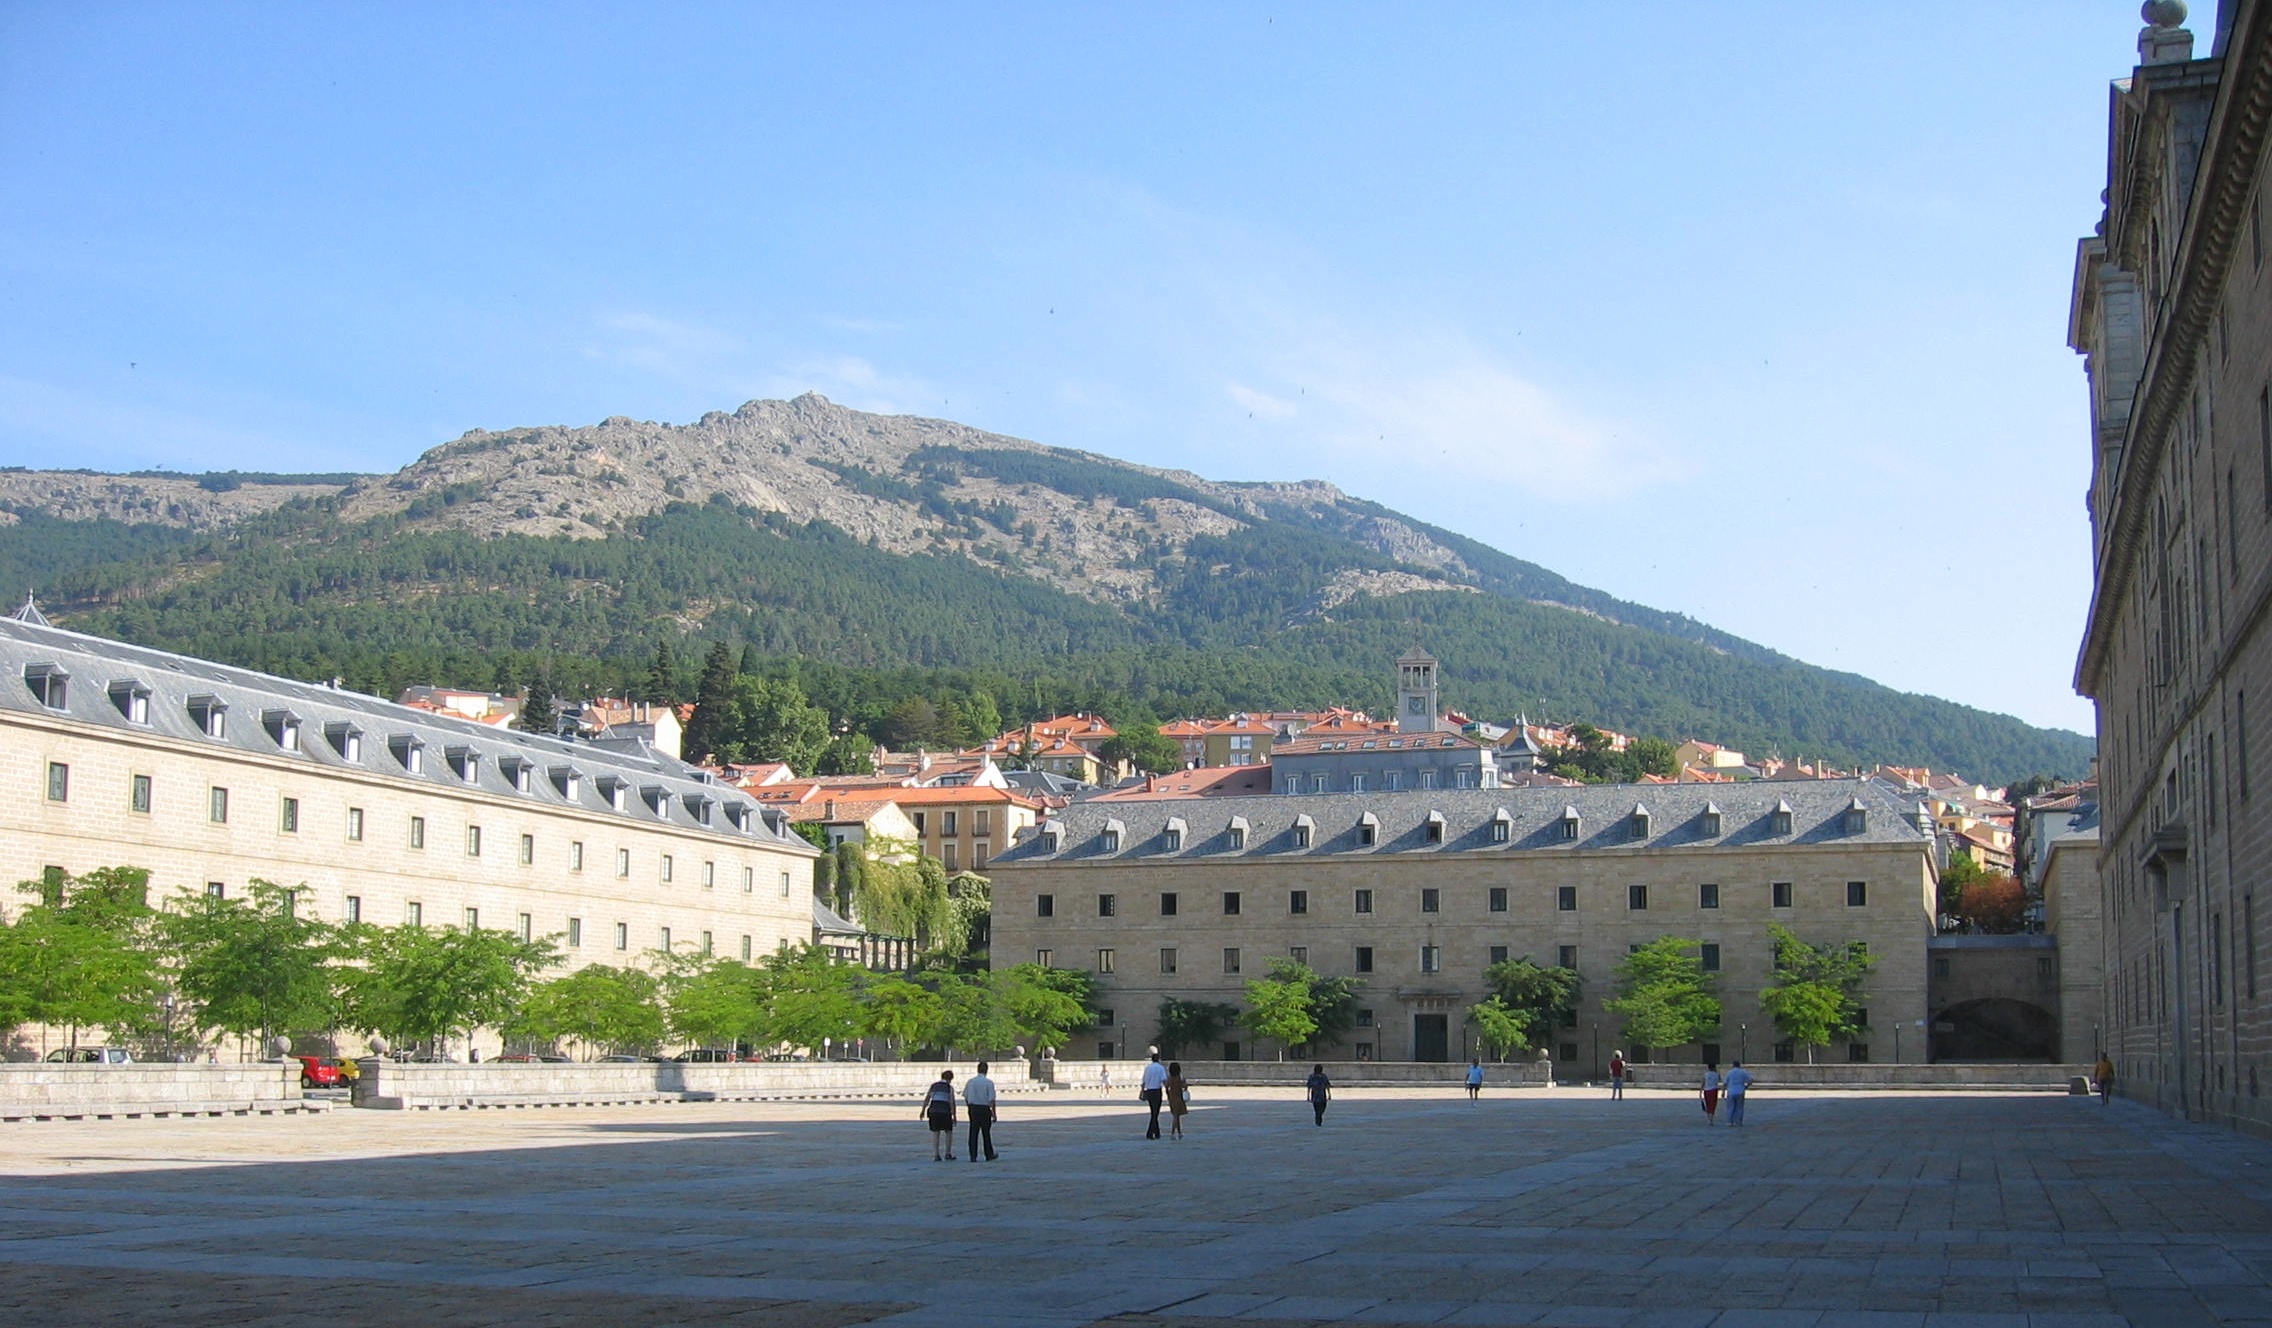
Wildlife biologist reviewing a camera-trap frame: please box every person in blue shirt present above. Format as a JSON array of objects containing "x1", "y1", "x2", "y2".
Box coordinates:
[
  {"x1": 1465, "y1": 1059, "x2": 1485, "y2": 1101},
  {"x1": 1306, "y1": 1064, "x2": 1332, "y2": 1126},
  {"x1": 1723, "y1": 1061, "x2": 1754, "y2": 1127}
]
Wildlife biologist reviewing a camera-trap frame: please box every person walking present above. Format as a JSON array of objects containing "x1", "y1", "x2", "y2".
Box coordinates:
[
  {"x1": 1140, "y1": 1052, "x2": 1168, "y2": 1139},
  {"x1": 921, "y1": 1068, "x2": 958, "y2": 1161},
  {"x1": 963, "y1": 1061, "x2": 1000, "y2": 1162},
  {"x1": 1306, "y1": 1063, "x2": 1332, "y2": 1127},
  {"x1": 1465, "y1": 1059, "x2": 1485, "y2": 1101},
  {"x1": 1701, "y1": 1062, "x2": 1722, "y2": 1125},
  {"x1": 2094, "y1": 1052, "x2": 2116, "y2": 1106},
  {"x1": 1723, "y1": 1061, "x2": 1753, "y2": 1127},
  {"x1": 1099, "y1": 1063, "x2": 1113, "y2": 1096},
  {"x1": 1165, "y1": 1061, "x2": 1190, "y2": 1139},
  {"x1": 1610, "y1": 1050, "x2": 1627, "y2": 1100}
]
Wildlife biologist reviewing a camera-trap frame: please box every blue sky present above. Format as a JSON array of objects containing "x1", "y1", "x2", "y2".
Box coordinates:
[{"x1": 1, "y1": 3, "x2": 2139, "y2": 737}]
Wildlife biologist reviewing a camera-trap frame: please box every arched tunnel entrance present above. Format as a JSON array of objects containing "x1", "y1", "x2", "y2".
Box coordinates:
[{"x1": 1930, "y1": 997, "x2": 2058, "y2": 1062}]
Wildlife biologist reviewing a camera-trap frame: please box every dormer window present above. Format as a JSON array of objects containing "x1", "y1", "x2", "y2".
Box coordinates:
[
  {"x1": 1630, "y1": 804, "x2": 1651, "y2": 841},
  {"x1": 262, "y1": 709, "x2": 301, "y2": 752},
  {"x1": 326, "y1": 723, "x2": 364, "y2": 763},
  {"x1": 1228, "y1": 815, "x2": 1250, "y2": 850},
  {"x1": 1040, "y1": 827, "x2": 1062, "y2": 852},
  {"x1": 446, "y1": 746, "x2": 480, "y2": 784},
  {"x1": 641, "y1": 785, "x2": 668, "y2": 816},
  {"x1": 1843, "y1": 796, "x2": 1868, "y2": 835},
  {"x1": 724, "y1": 802, "x2": 750, "y2": 831},
  {"x1": 1490, "y1": 809, "x2": 1512, "y2": 844},
  {"x1": 23, "y1": 663, "x2": 68, "y2": 710},
  {"x1": 1700, "y1": 803, "x2": 1723, "y2": 837},
  {"x1": 551, "y1": 765, "x2": 584, "y2": 800},
  {"x1": 1561, "y1": 806, "x2": 1582, "y2": 841},
  {"x1": 598, "y1": 777, "x2": 628, "y2": 812},
  {"x1": 1771, "y1": 800, "x2": 1794, "y2": 836},
  {"x1": 389, "y1": 734, "x2": 425, "y2": 774},
  {"x1": 1357, "y1": 811, "x2": 1379, "y2": 847},
  {"x1": 1101, "y1": 818, "x2": 1124, "y2": 853},
  {"x1": 502, "y1": 757, "x2": 533, "y2": 794},
  {"x1": 685, "y1": 794, "x2": 715, "y2": 826},
  {"x1": 108, "y1": 680, "x2": 151, "y2": 723},
  {"x1": 1293, "y1": 814, "x2": 1315, "y2": 849},
  {"x1": 188, "y1": 695, "x2": 228, "y2": 739},
  {"x1": 1425, "y1": 810, "x2": 1446, "y2": 844},
  {"x1": 1163, "y1": 816, "x2": 1186, "y2": 852}
]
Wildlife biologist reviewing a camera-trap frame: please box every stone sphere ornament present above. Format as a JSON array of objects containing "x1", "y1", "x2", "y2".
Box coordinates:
[
  {"x1": 366, "y1": 1034, "x2": 390, "y2": 1056},
  {"x1": 267, "y1": 1035, "x2": 291, "y2": 1057},
  {"x1": 2143, "y1": 0, "x2": 2187, "y2": 27}
]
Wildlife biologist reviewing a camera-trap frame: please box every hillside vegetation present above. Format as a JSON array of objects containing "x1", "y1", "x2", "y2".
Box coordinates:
[{"x1": 1, "y1": 396, "x2": 2093, "y2": 784}]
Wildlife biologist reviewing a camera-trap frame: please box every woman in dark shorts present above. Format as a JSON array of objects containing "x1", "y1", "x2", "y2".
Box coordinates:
[{"x1": 922, "y1": 1069, "x2": 958, "y2": 1160}]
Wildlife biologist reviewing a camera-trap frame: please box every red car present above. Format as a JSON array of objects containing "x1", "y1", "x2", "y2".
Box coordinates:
[{"x1": 294, "y1": 1055, "x2": 343, "y2": 1088}]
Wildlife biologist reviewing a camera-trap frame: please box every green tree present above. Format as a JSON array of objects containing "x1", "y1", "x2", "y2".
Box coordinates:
[
  {"x1": 1470, "y1": 996, "x2": 1529, "y2": 1061},
  {"x1": 860, "y1": 975, "x2": 948, "y2": 1054},
  {"x1": 158, "y1": 880, "x2": 341, "y2": 1045},
  {"x1": 1244, "y1": 958, "x2": 1319, "y2": 1057},
  {"x1": 879, "y1": 696, "x2": 944, "y2": 750},
  {"x1": 643, "y1": 638, "x2": 681, "y2": 706},
  {"x1": 1604, "y1": 937, "x2": 1720, "y2": 1054},
  {"x1": 1000, "y1": 963, "x2": 1095, "y2": 1052},
  {"x1": 338, "y1": 923, "x2": 557, "y2": 1051},
  {"x1": 516, "y1": 667, "x2": 558, "y2": 735},
  {"x1": 755, "y1": 944, "x2": 864, "y2": 1054},
  {"x1": 504, "y1": 964, "x2": 663, "y2": 1056},
  {"x1": 1480, "y1": 957, "x2": 1581, "y2": 1052},
  {"x1": 1154, "y1": 998, "x2": 1240, "y2": 1057},
  {"x1": 663, "y1": 958, "x2": 769, "y2": 1051},
  {"x1": 1099, "y1": 721, "x2": 1181, "y2": 775},
  {"x1": 682, "y1": 641, "x2": 740, "y2": 763},
  {"x1": 1629, "y1": 736, "x2": 1679, "y2": 779},
  {"x1": 1939, "y1": 849, "x2": 1986, "y2": 920},
  {"x1": 1758, "y1": 923, "x2": 1876, "y2": 1064},
  {"x1": 814, "y1": 733, "x2": 875, "y2": 776},
  {"x1": 0, "y1": 867, "x2": 159, "y2": 1049},
  {"x1": 733, "y1": 676, "x2": 830, "y2": 773}
]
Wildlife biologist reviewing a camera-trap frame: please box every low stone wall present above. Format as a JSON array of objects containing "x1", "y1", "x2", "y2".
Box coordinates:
[
  {"x1": 0, "y1": 1063, "x2": 310, "y2": 1121},
  {"x1": 1046, "y1": 1059, "x2": 1549, "y2": 1088},
  {"x1": 1612, "y1": 1062, "x2": 2092, "y2": 1092},
  {"x1": 352, "y1": 1058, "x2": 1037, "y2": 1111}
]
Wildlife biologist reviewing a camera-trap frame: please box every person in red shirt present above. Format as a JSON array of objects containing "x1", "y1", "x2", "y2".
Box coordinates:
[{"x1": 1610, "y1": 1051, "x2": 1627, "y2": 1100}]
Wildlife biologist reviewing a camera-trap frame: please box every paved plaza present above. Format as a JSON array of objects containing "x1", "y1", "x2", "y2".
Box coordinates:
[{"x1": 0, "y1": 1086, "x2": 2268, "y2": 1328}]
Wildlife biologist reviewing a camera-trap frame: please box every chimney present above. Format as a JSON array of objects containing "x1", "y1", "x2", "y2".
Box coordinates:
[
  {"x1": 1146, "y1": 774, "x2": 1157, "y2": 793},
  {"x1": 825, "y1": 799, "x2": 837, "y2": 819}
]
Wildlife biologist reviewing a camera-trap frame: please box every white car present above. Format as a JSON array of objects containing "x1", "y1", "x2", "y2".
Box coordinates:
[{"x1": 43, "y1": 1047, "x2": 133, "y2": 1064}]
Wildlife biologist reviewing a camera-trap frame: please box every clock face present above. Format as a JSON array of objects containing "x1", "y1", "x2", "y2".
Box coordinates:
[{"x1": 1407, "y1": 696, "x2": 1425, "y2": 713}]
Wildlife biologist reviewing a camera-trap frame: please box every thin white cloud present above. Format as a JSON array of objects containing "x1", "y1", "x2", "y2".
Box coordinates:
[
  {"x1": 1225, "y1": 382, "x2": 1298, "y2": 420},
  {"x1": 586, "y1": 312, "x2": 942, "y2": 416}
]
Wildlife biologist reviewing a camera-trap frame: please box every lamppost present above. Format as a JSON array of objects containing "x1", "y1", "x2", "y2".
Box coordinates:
[
  {"x1": 160, "y1": 992, "x2": 177, "y2": 1063},
  {"x1": 1739, "y1": 1022, "x2": 1748, "y2": 1062},
  {"x1": 1589, "y1": 1023, "x2": 1600, "y2": 1080},
  {"x1": 1119, "y1": 1022, "x2": 1128, "y2": 1060}
]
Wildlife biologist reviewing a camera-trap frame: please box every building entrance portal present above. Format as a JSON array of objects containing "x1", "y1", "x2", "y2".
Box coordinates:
[{"x1": 1414, "y1": 1013, "x2": 1450, "y2": 1062}]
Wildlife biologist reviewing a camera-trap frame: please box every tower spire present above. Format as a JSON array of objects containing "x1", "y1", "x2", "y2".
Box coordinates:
[{"x1": 7, "y1": 591, "x2": 49, "y2": 627}]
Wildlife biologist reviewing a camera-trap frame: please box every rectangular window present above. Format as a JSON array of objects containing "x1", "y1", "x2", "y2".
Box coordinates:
[
  {"x1": 1037, "y1": 894, "x2": 1054, "y2": 917},
  {"x1": 1159, "y1": 947, "x2": 1178, "y2": 973},
  {"x1": 1701, "y1": 943, "x2": 1721, "y2": 972},
  {"x1": 660, "y1": 854, "x2": 673, "y2": 883},
  {"x1": 131, "y1": 774, "x2": 153, "y2": 814},
  {"x1": 518, "y1": 913, "x2": 533, "y2": 943},
  {"x1": 1847, "y1": 881, "x2": 1868, "y2": 908},
  {"x1": 741, "y1": 935, "x2": 752, "y2": 961},
  {"x1": 1628, "y1": 885, "x2": 1648, "y2": 911},
  {"x1": 520, "y1": 834, "x2": 535, "y2": 866},
  {"x1": 44, "y1": 762, "x2": 67, "y2": 802},
  {"x1": 616, "y1": 848, "x2": 630, "y2": 878},
  {"x1": 278, "y1": 796, "x2": 298, "y2": 832},
  {"x1": 209, "y1": 786, "x2": 230, "y2": 824},
  {"x1": 1420, "y1": 944, "x2": 1442, "y2": 974},
  {"x1": 776, "y1": 869, "x2": 789, "y2": 897},
  {"x1": 1098, "y1": 893, "x2": 1117, "y2": 917},
  {"x1": 1355, "y1": 945, "x2": 1374, "y2": 974},
  {"x1": 1290, "y1": 945, "x2": 1308, "y2": 965},
  {"x1": 1699, "y1": 883, "x2": 1719, "y2": 909},
  {"x1": 1035, "y1": 948, "x2": 1052, "y2": 968},
  {"x1": 1772, "y1": 881, "x2": 1794, "y2": 909},
  {"x1": 975, "y1": 808, "x2": 990, "y2": 835},
  {"x1": 1160, "y1": 891, "x2": 1178, "y2": 916},
  {"x1": 1934, "y1": 956, "x2": 1951, "y2": 978},
  {"x1": 568, "y1": 917, "x2": 582, "y2": 948},
  {"x1": 1223, "y1": 891, "x2": 1241, "y2": 915},
  {"x1": 206, "y1": 881, "x2": 226, "y2": 899},
  {"x1": 1488, "y1": 886, "x2": 1508, "y2": 913},
  {"x1": 465, "y1": 907, "x2": 479, "y2": 931},
  {"x1": 405, "y1": 901, "x2": 422, "y2": 926},
  {"x1": 345, "y1": 896, "x2": 361, "y2": 924},
  {"x1": 911, "y1": 811, "x2": 927, "y2": 837},
  {"x1": 1097, "y1": 947, "x2": 1116, "y2": 974},
  {"x1": 614, "y1": 922, "x2": 628, "y2": 951},
  {"x1": 659, "y1": 926, "x2": 672, "y2": 952},
  {"x1": 408, "y1": 814, "x2": 424, "y2": 849},
  {"x1": 1223, "y1": 947, "x2": 1242, "y2": 974},
  {"x1": 943, "y1": 843, "x2": 958, "y2": 872},
  {"x1": 1354, "y1": 888, "x2": 1374, "y2": 914},
  {"x1": 942, "y1": 811, "x2": 958, "y2": 837},
  {"x1": 1557, "y1": 944, "x2": 1577, "y2": 969},
  {"x1": 467, "y1": 825, "x2": 483, "y2": 857},
  {"x1": 1847, "y1": 1043, "x2": 1871, "y2": 1064},
  {"x1": 2038, "y1": 955, "x2": 2056, "y2": 983},
  {"x1": 1557, "y1": 886, "x2": 1577, "y2": 912},
  {"x1": 700, "y1": 930, "x2": 713, "y2": 957},
  {"x1": 569, "y1": 840, "x2": 584, "y2": 871},
  {"x1": 702, "y1": 860, "x2": 715, "y2": 889},
  {"x1": 1489, "y1": 944, "x2": 1509, "y2": 965},
  {"x1": 1421, "y1": 887, "x2": 1440, "y2": 913},
  {"x1": 1287, "y1": 889, "x2": 1310, "y2": 915}
]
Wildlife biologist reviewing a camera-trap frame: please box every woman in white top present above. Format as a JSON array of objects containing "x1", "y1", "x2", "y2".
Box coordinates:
[{"x1": 1700, "y1": 1063, "x2": 1722, "y2": 1125}]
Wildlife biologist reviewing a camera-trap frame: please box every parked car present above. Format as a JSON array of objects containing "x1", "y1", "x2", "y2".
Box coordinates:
[
  {"x1": 293, "y1": 1056, "x2": 342, "y2": 1088},
  {"x1": 329, "y1": 1056, "x2": 359, "y2": 1085},
  {"x1": 596, "y1": 1053, "x2": 665, "y2": 1063},
  {"x1": 43, "y1": 1047, "x2": 132, "y2": 1064},
  {"x1": 673, "y1": 1049, "x2": 741, "y2": 1063}
]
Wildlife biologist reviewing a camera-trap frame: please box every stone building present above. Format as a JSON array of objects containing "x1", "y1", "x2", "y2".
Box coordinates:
[
  {"x1": 2067, "y1": 0, "x2": 2272, "y2": 1128},
  {"x1": 990, "y1": 780, "x2": 1937, "y2": 1068},
  {"x1": 5, "y1": 612, "x2": 819, "y2": 1049}
]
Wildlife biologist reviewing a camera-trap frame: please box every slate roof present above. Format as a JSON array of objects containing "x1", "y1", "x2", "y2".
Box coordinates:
[
  {"x1": 0, "y1": 616, "x2": 816, "y2": 856},
  {"x1": 994, "y1": 778, "x2": 1930, "y2": 865}
]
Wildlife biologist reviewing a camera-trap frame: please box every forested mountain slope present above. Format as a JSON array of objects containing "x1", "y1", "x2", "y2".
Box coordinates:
[{"x1": 1, "y1": 396, "x2": 2094, "y2": 783}]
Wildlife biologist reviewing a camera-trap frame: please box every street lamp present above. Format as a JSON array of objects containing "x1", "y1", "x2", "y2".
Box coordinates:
[
  {"x1": 160, "y1": 992, "x2": 177, "y2": 1063},
  {"x1": 1739, "y1": 1022, "x2": 1748, "y2": 1062}
]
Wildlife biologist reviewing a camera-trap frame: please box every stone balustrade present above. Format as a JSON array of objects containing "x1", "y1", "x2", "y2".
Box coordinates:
[
  {"x1": 352, "y1": 1058, "x2": 1035, "y2": 1111},
  {"x1": 0, "y1": 1062, "x2": 308, "y2": 1121}
]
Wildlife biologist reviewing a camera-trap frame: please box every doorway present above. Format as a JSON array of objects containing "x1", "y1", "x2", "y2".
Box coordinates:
[{"x1": 1414, "y1": 1013, "x2": 1450, "y2": 1062}]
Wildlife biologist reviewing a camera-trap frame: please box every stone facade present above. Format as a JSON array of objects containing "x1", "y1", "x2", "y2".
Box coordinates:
[
  {"x1": 992, "y1": 780, "x2": 1936, "y2": 1070},
  {"x1": 4, "y1": 616, "x2": 819, "y2": 1042},
  {"x1": 2068, "y1": 3, "x2": 2272, "y2": 1130}
]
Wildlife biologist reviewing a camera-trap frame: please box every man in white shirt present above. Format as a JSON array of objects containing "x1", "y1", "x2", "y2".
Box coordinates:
[
  {"x1": 1723, "y1": 1061, "x2": 1754, "y2": 1127},
  {"x1": 1140, "y1": 1053, "x2": 1168, "y2": 1139},
  {"x1": 962, "y1": 1061, "x2": 1000, "y2": 1162}
]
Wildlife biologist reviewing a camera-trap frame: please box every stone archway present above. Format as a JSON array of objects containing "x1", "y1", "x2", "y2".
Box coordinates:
[{"x1": 1929, "y1": 997, "x2": 2058, "y2": 1062}]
